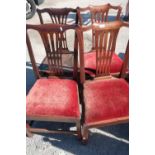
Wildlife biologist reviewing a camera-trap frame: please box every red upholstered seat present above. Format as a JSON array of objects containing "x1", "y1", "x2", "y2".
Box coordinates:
[
  {"x1": 84, "y1": 78, "x2": 129, "y2": 124},
  {"x1": 26, "y1": 79, "x2": 80, "y2": 118},
  {"x1": 84, "y1": 51, "x2": 123, "y2": 76}
]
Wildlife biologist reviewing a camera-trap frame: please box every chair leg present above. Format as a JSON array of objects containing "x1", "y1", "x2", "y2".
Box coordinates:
[
  {"x1": 76, "y1": 121, "x2": 82, "y2": 140},
  {"x1": 82, "y1": 126, "x2": 89, "y2": 144},
  {"x1": 26, "y1": 123, "x2": 33, "y2": 137}
]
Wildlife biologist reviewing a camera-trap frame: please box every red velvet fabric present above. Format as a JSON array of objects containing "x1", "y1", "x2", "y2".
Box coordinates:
[
  {"x1": 84, "y1": 78, "x2": 129, "y2": 124},
  {"x1": 26, "y1": 79, "x2": 80, "y2": 118},
  {"x1": 84, "y1": 51, "x2": 123, "y2": 76}
]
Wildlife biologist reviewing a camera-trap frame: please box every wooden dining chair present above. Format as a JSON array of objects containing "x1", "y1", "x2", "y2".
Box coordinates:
[
  {"x1": 36, "y1": 8, "x2": 78, "y2": 73},
  {"x1": 77, "y1": 21, "x2": 129, "y2": 143},
  {"x1": 77, "y1": 4, "x2": 125, "y2": 78},
  {"x1": 26, "y1": 24, "x2": 81, "y2": 138}
]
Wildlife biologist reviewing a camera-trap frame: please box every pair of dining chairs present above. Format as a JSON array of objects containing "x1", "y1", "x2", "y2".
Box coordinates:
[{"x1": 26, "y1": 3, "x2": 129, "y2": 144}]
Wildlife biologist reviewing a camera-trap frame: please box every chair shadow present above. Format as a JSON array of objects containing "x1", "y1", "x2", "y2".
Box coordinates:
[
  {"x1": 32, "y1": 122, "x2": 129, "y2": 155},
  {"x1": 99, "y1": 123, "x2": 129, "y2": 140},
  {"x1": 118, "y1": 53, "x2": 125, "y2": 60}
]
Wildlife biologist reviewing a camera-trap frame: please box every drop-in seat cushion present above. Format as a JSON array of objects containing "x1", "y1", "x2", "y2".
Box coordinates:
[
  {"x1": 26, "y1": 79, "x2": 80, "y2": 118},
  {"x1": 84, "y1": 78, "x2": 129, "y2": 125}
]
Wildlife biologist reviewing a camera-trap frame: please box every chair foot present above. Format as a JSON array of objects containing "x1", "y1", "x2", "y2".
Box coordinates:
[
  {"x1": 26, "y1": 123, "x2": 33, "y2": 137},
  {"x1": 82, "y1": 137, "x2": 88, "y2": 144},
  {"x1": 26, "y1": 129, "x2": 33, "y2": 137},
  {"x1": 82, "y1": 126, "x2": 89, "y2": 144}
]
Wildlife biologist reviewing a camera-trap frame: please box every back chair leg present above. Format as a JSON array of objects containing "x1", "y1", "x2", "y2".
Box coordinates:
[
  {"x1": 26, "y1": 123, "x2": 33, "y2": 137},
  {"x1": 82, "y1": 126, "x2": 89, "y2": 144},
  {"x1": 76, "y1": 121, "x2": 82, "y2": 139}
]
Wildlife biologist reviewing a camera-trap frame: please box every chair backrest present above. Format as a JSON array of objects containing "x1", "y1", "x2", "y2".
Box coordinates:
[
  {"x1": 77, "y1": 4, "x2": 122, "y2": 50},
  {"x1": 77, "y1": 21, "x2": 129, "y2": 83},
  {"x1": 37, "y1": 8, "x2": 78, "y2": 24},
  {"x1": 26, "y1": 24, "x2": 78, "y2": 80},
  {"x1": 37, "y1": 8, "x2": 78, "y2": 52}
]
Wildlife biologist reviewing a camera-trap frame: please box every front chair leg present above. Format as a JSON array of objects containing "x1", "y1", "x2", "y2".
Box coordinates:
[
  {"x1": 82, "y1": 126, "x2": 89, "y2": 144},
  {"x1": 26, "y1": 123, "x2": 33, "y2": 137},
  {"x1": 76, "y1": 121, "x2": 82, "y2": 140}
]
